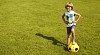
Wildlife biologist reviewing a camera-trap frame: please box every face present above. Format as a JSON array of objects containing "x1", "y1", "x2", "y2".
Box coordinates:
[{"x1": 65, "y1": 6, "x2": 72, "y2": 12}]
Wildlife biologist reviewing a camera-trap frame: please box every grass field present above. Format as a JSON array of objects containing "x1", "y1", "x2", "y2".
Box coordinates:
[{"x1": 0, "y1": 0, "x2": 100, "y2": 55}]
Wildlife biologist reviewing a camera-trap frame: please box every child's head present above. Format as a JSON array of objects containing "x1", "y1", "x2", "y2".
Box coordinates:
[{"x1": 65, "y1": 2, "x2": 73, "y2": 11}]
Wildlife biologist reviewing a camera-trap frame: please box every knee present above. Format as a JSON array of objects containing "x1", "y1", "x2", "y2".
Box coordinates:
[{"x1": 67, "y1": 35, "x2": 71, "y2": 38}]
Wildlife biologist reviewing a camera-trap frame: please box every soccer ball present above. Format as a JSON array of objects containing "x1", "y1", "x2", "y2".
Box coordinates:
[{"x1": 68, "y1": 42, "x2": 79, "y2": 53}]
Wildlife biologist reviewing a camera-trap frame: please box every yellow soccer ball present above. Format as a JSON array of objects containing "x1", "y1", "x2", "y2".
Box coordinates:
[{"x1": 68, "y1": 42, "x2": 79, "y2": 53}]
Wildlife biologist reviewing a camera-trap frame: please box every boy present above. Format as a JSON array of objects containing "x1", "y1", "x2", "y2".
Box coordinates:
[{"x1": 62, "y1": 2, "x2": 81, "y2": 45}]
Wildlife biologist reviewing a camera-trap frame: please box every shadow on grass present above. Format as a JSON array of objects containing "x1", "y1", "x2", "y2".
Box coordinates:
[{"x1": 35, "y1": 33, "x2": 68, "y2": 51}]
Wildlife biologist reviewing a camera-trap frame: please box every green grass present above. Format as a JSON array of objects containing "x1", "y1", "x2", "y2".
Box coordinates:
[{"x1": 0, "y1": 0, "x2": 100, "y2": 55}]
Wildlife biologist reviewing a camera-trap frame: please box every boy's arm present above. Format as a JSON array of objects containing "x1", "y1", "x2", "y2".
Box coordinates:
[
  {"x1": 62, "y1": 13, "x2": 67, "y2": 24},
  {"x1": 74, "y1": 12, "x2": 81, "y2": 22}
]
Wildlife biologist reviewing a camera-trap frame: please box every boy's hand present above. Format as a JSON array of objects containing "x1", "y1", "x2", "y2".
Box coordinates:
[
  {"x1": 73, "y1": 21, "x2": 77, "y2": 23},
  {"x1": 64, "y1": 21, "x2": 68, "y2": 24},
  {"x1": 74, "y1": 21, "x2": 77, "y2": 23}
]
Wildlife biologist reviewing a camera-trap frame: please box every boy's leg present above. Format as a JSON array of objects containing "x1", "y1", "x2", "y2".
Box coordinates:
[
  {"x1": 67, "y1": 27, "x2": 71, "y2": 45},
  {"x1": 67, "y1": 34, "x2": 71, "y2": 45},
  {"x1": 71, "y1": 26, "x2": 76, "y2": 45},
  {"x1": 64, "y1": 35, "x2": 71, "y2": 46}
]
